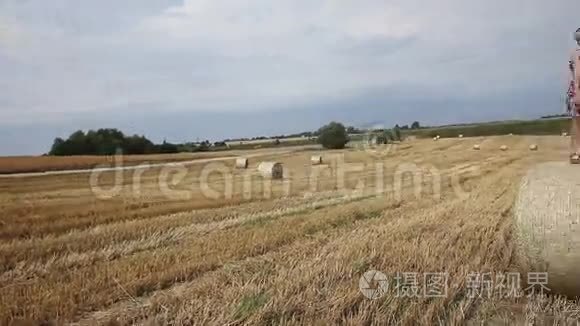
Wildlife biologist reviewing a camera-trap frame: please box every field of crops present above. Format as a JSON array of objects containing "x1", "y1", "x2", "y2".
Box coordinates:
[
  {"x1": 404, "y1": 118, "x2": 570, "y2": 139},
  {"x1": 0, "y1": 152, "x2": 231, "y2": 175},
  {"x1": 0, "y1": 146, "x2": 313, "y2": 175},
  {"x1": 1, "y1": 135, "x2": 578, "y2": 325}
]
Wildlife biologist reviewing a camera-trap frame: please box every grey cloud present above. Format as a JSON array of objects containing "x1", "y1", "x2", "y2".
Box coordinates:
[
  {"x1": 0, "y1": 0, "x2": 182, "y2": 35},
  {"x1": 0, "y1": 0, "x2": 578, "y2": 154}
]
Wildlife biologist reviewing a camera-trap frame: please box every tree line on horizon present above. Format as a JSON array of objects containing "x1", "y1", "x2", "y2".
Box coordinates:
[
  {"x1": 48, "y1": 129, "x2": 185, "y2": 156},
  {"x1": 316, "y1": 121, "x2": 421, "y2": 149},
  {"x1": 48, "y1": 121, "x2": 422, "y2": 156}
]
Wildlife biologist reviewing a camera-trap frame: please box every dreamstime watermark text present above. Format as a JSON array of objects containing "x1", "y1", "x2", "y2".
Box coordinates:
[{"x1": 88, "y1": 151, "x2": 481, "y2": 202}]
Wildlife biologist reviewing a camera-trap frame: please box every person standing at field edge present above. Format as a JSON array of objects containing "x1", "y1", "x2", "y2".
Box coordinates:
[{"x1": 568, "y1": 28, "x2": 580, "y2": 163}]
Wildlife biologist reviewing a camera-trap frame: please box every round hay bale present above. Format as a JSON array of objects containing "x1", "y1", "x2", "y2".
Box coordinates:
[
  {"x1": 458, "y1": 134, "x2": 464, "y2": 138},
  {"x1": 310, "y1": 156, "x2": 323, "y2": 165},
  {"x1": 235, "y1": 157, "x2": 249, "y2": 169},
  {"x1": 257, "y1": 162, "x2": 283, "y2": 179},
  {"x1": 514, "y1": 162, "x2": 580, "y2": 297},
  {"x1": 433, "y1": 137, "x2": 438, "y2": 141},
  {"x1": 562, "y1": 132, "x2": 569, "y2": 137},
  {"x1": 529, "y1": 144, "x2": 538, "y2": 151},
  {"x1": 500, "y1": 145, "x2": 508, "y2": 151},
  {"x1": 473, "y1": 144, "x2": 481, "y2": 150}
]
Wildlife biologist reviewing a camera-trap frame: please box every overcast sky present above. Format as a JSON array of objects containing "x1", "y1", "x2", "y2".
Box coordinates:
[{"x1": 0, "y1": 0, "x2": 578, "y2": 155}]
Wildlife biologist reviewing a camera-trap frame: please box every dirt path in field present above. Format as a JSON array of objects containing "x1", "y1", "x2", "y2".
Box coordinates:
[{"x1": 1, "y1": 135, "x2": 576, "y2": 325}]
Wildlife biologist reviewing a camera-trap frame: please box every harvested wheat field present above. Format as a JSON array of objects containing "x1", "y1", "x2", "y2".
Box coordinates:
[
  {"x1": 0, "y1": 152, "x2": 238, "y2": 175},
  {"x1": 1, "y1": 135, "x2": 579, "y2": 325},
  {"x1": 0, "y1": 146, "x2": 302, "y2": 175}
]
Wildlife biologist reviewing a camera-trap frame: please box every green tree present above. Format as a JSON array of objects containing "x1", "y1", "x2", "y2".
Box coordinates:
[
  {"x1": 67, "y1": 130, "x2": 88, "y2": 155},
  {"x1": 196, "y1": 140, "x2": 210, "y2": 152},
  {"x1": 49, "y1": 128, "x2": 157, "y2": 156},
  {"x1": 411, "y1": 121, "x2": 421, "y2": 129},
  {"x1": 317, "y1": 122, "x2": 349, "y2": 149},
  {"x1": 374, "y1": 133, "x2": 388, "y2": 144},
  {"x1": 49, "y1": 137, "x2": 66, "y2": 156},
  {"x1": 124, "y1": 135, "x2": 154, "y2": 154},
  {"x1": 393, "y1": 125, "x2": 402, "y2": 141},
  {"x1": 346, "y1": 126, "x2": 362, "y2": 134},
  {"x1": 156, "y1": 140, "x2": 179, "y2": 154}
]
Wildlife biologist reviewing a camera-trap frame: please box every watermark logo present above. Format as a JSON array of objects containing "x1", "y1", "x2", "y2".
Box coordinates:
[
  {"x1": 87, "y1": 151, "x2": 480, "y2": 203},
  {"x1": 359, "y1": 270, "x2": 389, "y2": 300},
  {"x1": 359, "y1": 271, "x2": 550, "y2": 300},
  {"x1": 358, "y1": 123, "x2": 395, "y2": 159}
]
